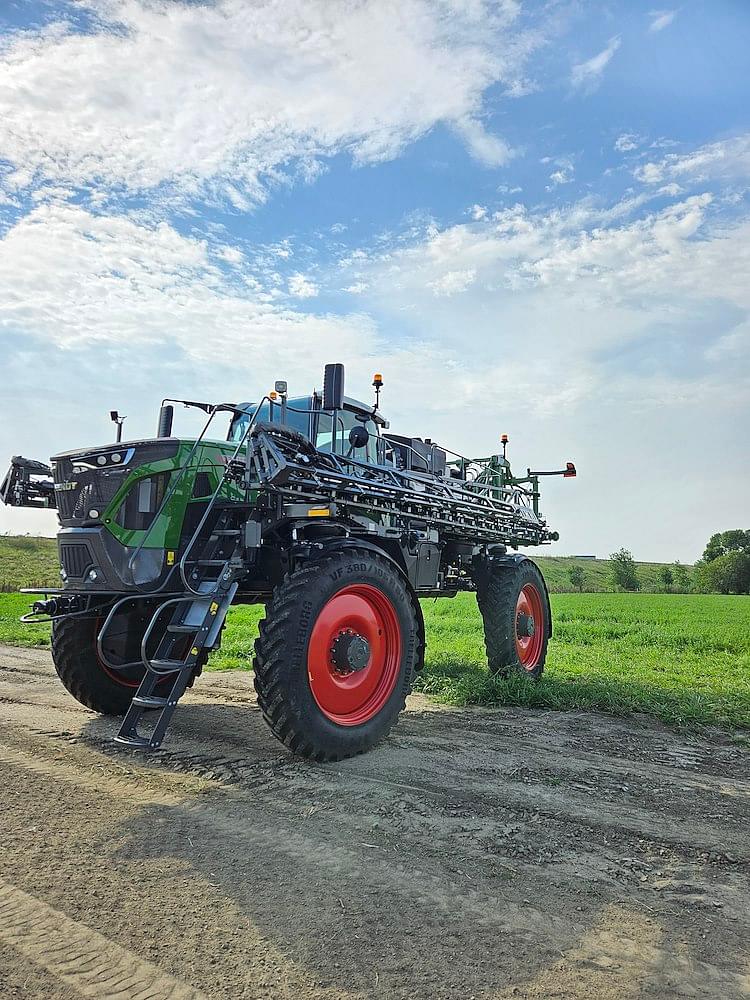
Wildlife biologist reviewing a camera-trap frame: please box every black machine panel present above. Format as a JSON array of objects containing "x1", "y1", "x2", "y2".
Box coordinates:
[{"x1": 384, "y1": 434, "x2": 447, "y2": 477}]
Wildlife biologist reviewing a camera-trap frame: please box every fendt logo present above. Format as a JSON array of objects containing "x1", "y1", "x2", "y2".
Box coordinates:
[{"x1": 55, "y1": 481, "x2": 78, "y2": 491}]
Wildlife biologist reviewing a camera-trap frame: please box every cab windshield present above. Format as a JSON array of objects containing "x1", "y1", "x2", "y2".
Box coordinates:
[
  {"x1": 229, "y1": 397, "x2": 379, "y2": 464},
  {"x1": 228, "y1": 397, "x2": 312, "y2": 442}
]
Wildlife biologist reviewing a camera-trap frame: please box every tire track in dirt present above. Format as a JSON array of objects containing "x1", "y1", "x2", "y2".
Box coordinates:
[
  {"x1": 0, "y1": 741, "x2": 206, "y2": 804},
  {"x1": 5, "y1": 690, "x2": 746, "y2": 861},
  {"x1": 4, "y1": 696, "x2": 748, "y2": 897},
  {"x1": 0, "y1": 878, "x2": 207, "y2": 999},
  {"x1": 2, "y1": 676, "x2": 749, "y2": 876},
  {"x1": 3, "y1": 723, "x2": 747, "y2": 1000},
  {"x1": 2, "y1": 646, "x2": 750, "y2": 998}
]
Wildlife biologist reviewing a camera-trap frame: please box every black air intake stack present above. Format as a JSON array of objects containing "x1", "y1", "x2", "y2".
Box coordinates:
[
  {"x1": 323, "y1": 364, "x2": 345, "y2": 454},
  {"x1": 156, "y1": 404, "x2": 174, "y2": 438},
  {"x1": 323, "y1": 363, "x2": 345, "y2": 410}
]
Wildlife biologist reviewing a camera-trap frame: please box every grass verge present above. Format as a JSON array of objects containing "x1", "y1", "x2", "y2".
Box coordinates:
[{"x1": 0, "y1": 591, "x2": 747, "y2": 730}]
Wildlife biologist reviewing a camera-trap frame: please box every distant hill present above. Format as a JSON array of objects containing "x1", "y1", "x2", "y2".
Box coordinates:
[
  {"x1": 534, "y1": 556, "x2": 691, "y2": 593},
  {"x1": 0, "y1": 535, "x2": 61, "y2": 591},
  {"x1": 0, "y1": 534, "x2": 691, "y2": 594}
]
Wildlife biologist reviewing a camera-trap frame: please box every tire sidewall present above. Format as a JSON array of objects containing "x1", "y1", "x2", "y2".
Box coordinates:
[
  {"x1": 505, "y1": 561, "x2": 549, "y2": 679},
  {"x1": 263, "y1": 551, "x2": 418, "y2": 755},
  {"x1": 476, "y1": 558, "x2": 550, "y2": 681},
  {"x1": 52, "y1": 614, "x2": 136, "y2": 714}
]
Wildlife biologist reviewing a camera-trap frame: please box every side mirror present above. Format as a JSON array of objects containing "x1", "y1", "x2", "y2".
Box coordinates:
[{"x1": 348, "y1": 425, "x2": 369, "y2": 450}]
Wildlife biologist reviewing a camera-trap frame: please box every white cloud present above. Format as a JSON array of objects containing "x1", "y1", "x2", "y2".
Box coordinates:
[
  {"x1": 648, "y1": 9, "x2": 677, "y2": 33},
  {"x1": 470, "y1": 204, "x2": 488, "y2": 220},
  {"x1": 635, "y1": 134, "x2": 750, "y2": 185},
  {"x1": 356, "y1": 191, "x2": 750, "y2": 315},
  {"x1": 453, "y1": 117, "x2": 515, "y2": 168},
  {"x1": 288, "y1": 272, "x2": 319, "y2": 298},
  {"x1": 0, "y1": 204, "x2": 358, "y2": 363},
  {"x1": 571, "y1": 36, "x2": 621, "y2": 91},
  {"x1": 216, "y1": 246, "x2": 244, "y2": 265},
  {"x1": 614, "y1": 133, "x2": 641, "y2": 153},
  {"x1": 0, "y1": 0, "x2": 536, "y2": 206},
  {"x1": 546, "y1": 157, "x2": 574, "y2": 188},
  {"x1": 427, "y1": 268, "x2": 477, "y2": 296}
]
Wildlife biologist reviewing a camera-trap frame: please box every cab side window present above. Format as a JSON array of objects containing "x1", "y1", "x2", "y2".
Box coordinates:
[{"x1": 316, "y1": 410, "x2": 378, "y2": 463}]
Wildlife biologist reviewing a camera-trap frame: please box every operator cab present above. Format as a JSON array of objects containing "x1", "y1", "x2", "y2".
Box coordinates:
[{"x1": 228, "y1": 393, "x2": 384, "y2": 464}]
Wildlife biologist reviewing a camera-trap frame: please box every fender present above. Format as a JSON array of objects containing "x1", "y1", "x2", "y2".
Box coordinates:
[
  {"x1": 305, "y1": 534, "x2": 427, "y2": 671},
  {"x1": 481, "y1": 551, "x2": 553, "y2": 638}
]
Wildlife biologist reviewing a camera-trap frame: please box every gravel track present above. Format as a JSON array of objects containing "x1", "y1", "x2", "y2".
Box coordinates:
[{"x1": 0, "y1": 643, "x2": 748, "y2": 999}]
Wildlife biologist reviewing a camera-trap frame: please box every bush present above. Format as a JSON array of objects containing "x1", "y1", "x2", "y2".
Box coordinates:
[
  {"x1": 694, "y1": 551, "x2": 750, "y2": 595},
  {"x1": 568, "y1": 566, "x2": 585, "y2": 592},
  {"x1": 672, "y1": 561, "x2": 692, "y2": 593},
  {"x1": 658, "y1": 565, "x2": 674, "y2": 593},
  {"x1": 609, "y1": 548, "x2": 640, "y2": 592}
]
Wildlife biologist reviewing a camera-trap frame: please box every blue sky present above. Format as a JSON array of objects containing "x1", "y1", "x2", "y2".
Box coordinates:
[{"x1": 0, "y1": 0, "x2": 748, "y2": 560}]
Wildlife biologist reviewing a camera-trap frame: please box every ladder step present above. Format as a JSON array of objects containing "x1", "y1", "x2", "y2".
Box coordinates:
[
  {"x1": 132, "y1": 694, "x2": 170, "y2": 709},
  {"x1": 149, "y1": 658, "x2": 185, "y2": 671},
  {"x1": 194, "y1": 559, "x2": 227, "y2": 566},
  {"x1": 113, "y1": 734, "x2": 154, "y2": 749},
  {"x1": 166, "y1": 624, "x2": 199, "y2": 633},
  {"x1": 213, "y1": 529, "x2": 241, "y2": 536}
]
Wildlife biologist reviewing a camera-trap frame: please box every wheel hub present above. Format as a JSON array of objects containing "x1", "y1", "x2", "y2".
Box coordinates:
[
  {"x1": 330, "y1": 629, "x2": 371, "y2": 674},
  {"x1": 516, "y1": 612, "x2": 535, "y2": 638}
]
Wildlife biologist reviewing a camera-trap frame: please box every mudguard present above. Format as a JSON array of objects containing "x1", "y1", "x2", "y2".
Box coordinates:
[
  {"x1": 299, "y1": 534, "x2": 427, "y2": 671},
  {"x1": 479, "y1": 549, "x2": 553, "y2": 638}
]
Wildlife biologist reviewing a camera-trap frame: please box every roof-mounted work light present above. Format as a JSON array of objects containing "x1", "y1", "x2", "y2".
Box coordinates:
[{"x1": 110, "y1": 410, "x2": 126, "y2": 443}]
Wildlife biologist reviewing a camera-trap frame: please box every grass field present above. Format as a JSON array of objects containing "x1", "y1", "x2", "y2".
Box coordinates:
[
  {"x1": 2, "y1": 590, "x2": 747, "y2": 731},
  {"x1": 0, "y1": 536, "x2": 60, "y2": 591}
]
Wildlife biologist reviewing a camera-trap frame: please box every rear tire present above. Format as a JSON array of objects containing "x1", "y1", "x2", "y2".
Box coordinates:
[
  {"x1": 254, "y1": 549, "x2": 421, "y2": 761},
  {"x1": 475, "y1": 559, "x2": 550, "y2": 681}
]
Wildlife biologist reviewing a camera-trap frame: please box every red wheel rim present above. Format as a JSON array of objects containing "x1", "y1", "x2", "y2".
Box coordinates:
[
  {"x1": 515, "y1": 583, "x2": 544, "y2": 670},
  {"x1": 308, "y1": 584, "x2": 402, "y2": 726}
]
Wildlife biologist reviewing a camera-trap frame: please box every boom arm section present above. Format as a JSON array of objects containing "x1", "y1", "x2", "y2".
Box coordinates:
[
  {"x1": 0, "y1": 456, "x2": 56, "y2": 509},
  {"x1": 243, "y1": 423, "x2": 558, "y2": 548}
]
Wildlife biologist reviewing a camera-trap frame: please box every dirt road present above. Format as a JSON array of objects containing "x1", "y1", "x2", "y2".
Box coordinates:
[{"x1": 0, "y1": 643, "x2": 748, "y2": 999}]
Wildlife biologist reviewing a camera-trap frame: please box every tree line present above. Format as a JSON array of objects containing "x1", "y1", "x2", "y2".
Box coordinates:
[{"x1": 566, "y1": 529, "x2": 750, "y2": 595}]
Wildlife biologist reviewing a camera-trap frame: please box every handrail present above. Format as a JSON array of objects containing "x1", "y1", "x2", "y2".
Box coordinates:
[
  {"x1": 95, "y1": 591, "x2": 182, "y2": 671},
  {"x1": 178, "y1": 396, "x2": 269, "y2": 596},
  {"x1": 139, "y1": 596, "x2": 196, "y2": 674}
]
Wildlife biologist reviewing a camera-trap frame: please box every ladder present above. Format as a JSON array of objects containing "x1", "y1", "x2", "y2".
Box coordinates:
[{"x1": 114, "y1": 510, "x2": 244, "y2": 750}]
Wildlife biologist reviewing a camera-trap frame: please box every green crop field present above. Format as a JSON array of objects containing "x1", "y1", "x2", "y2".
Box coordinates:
[{"x1": 2, "y1": 589, "x2": 748, "y2": 732}]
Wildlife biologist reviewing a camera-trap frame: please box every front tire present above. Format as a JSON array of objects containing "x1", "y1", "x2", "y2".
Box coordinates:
[
  {"x1": 254, "y1": 549, "x2": 421, "y2": 761},
  {"x1": 475, "y1": 559, "x2": 550, "y2": 681},
  {"x1": 51, "y1": 603, "x2": 175, "y2": 715}
]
